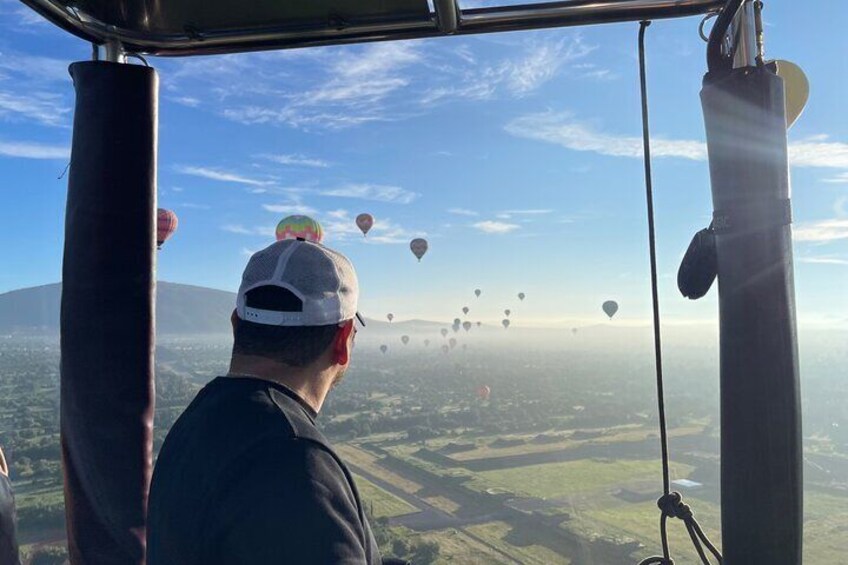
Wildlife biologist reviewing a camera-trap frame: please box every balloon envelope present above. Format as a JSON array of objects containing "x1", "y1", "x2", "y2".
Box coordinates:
[
  {"x1": 462, "y1": 307, "x2": 469, "y2": 315},
  {"x1": 387, "y1": 313, "x2": 394, "y2": 323},
  {"x1": 462, "y1": 321, "x2": 472, "y2": 332},
  {"x1": 156, "y1": 208, "x2": 178, "y2": 249},
  {"x1": 440, "y1": 329, "x2": 449, "y2": 338},
  {"x1": 775, "y1": 60, "x2": 809, "y2": 128},
  {"x1": 602, "y1": 300, "x2": 619, "y2": 319},
  {"x1": 449, "y1": 338, "x2": 457, "y2": 349},
  {"x1": 518, "y1": 292, "x2": 525, "y2": 301},
  {"x1": 504, "y1": 309, "x2": 511, "y2": 317},
  {"x1": 380, "y1": 345, "x2": 388, "y2": 354},
  {"x1": 410, "y1": 238, "x2": 428, "y2": 261},
  {"x1": 476, "y1": 321, "x2": 482, "y2": 327},
  {"x1": 356, "y1": 213, "x2": 374, "y2": 236},
  {"x1": 401, "y1": 335, "x2": 410, "y2": 345},
  {"x1": 502, "y1": 319, "x2": 510, "y2": 329},
  {"x1": 474, "y1": 289, "x2": 481, "y2": 298},
  {"x1": 276, "y1": 215, "x2": 323, "y2": 243}
]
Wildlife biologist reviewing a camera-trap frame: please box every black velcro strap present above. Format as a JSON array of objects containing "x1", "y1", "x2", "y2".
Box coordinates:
[{"x1": 713, "y1": 198, "x2": 792, "y2": 234}]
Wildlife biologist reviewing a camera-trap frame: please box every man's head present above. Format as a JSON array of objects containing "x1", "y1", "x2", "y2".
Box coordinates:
[{"x1": 230, "y1": 239, "x2": 362, "y2": 393}]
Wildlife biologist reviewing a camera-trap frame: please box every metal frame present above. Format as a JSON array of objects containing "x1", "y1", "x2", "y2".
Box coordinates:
[{"x1": 20, "y1": 0, "x2": 723, "y2": 56}]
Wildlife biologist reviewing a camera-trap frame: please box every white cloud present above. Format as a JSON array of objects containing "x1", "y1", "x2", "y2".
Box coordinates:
[
  {"x1": 0, "y1": 91, "x2": 70, "y2": 127},
  {"x1": 327, "y1": 209, "x2": 349, "y2": 219},
  {"x1": 175, "y1": 165, "x2": 271, "y2": 186},
  {"x1": 261, "y1": 203, "x2": 317, "y2": 215},
  {"x1": 472, "y1": 220, "x2": 520, "y2": 234},
  {"x1": 789, "y1": 137, "x2": 848, "y2": 169},
  {"x1": 500, "y1": 209, "x2": 553, "y2": 215},
  {"x1": 835, "y1": 196, "x2": 848, "y2": 217},
  {"x1": 448, "y1": 208, "x2": 478, "y2": 217},
  {"x1": 794, "y1": 219, "x2": 848, "y2": 243},
  {"x1": 170, "y1": 96, "x2": 201, "y2": 108},
  {"x1": 319, "y1": 183, "x2": 418, "y2": 204},
  {"x1": 798, "y1": 256, "x2": 848, "y2": 266},
  {"x1": 259, "y1": 153, "x2": 330, "y2": 168},
  {"x1": 0, "y1": 140, "x2": 69, "y2": 159},
  {"x1": 221, "y1": 224, "x2": 254, "y2": 235},
  {"x1": 822, "y1": 172, "x2": 848, "y2": 184}
]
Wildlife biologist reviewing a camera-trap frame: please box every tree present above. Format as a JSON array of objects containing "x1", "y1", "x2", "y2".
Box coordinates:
[
  {"x1": 30, "y1": 545, "x2": 68, "y2": 565},
  {"x1": 411, "y1": 540, "x2": 440, "y2": 564}
]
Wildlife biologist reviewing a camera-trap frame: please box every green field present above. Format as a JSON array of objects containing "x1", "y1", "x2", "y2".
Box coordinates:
[
  {"x1": 466, "y1": 521, "x2": 571, "y2": 565},
  {"x1": 471, "y1": 458, "x2": 694, "y2": 499},
  {"x1": 354, "y1": 474, "x2": 419, "y2": 519}
]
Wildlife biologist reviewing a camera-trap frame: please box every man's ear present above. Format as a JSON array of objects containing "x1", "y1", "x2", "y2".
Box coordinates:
[
  {"x1": 331, "y1": 320, "x2": 355, "y2": 366},
  {"x1": 231, "y1": 310, "x2": 239, "y2": 336}
]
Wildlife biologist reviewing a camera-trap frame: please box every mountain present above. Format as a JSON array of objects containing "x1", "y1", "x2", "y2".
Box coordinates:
[{"x1": 0, "y1": 282, "x2": 237, "y2": 335}]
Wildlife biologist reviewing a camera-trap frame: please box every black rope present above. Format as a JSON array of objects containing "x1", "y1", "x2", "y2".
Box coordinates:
[{"x1": 635, "y1": 21, "x2": 722, "y2": 565}]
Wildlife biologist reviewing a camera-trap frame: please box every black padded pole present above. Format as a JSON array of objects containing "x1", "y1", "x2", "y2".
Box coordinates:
[
  {"x1": 701, "y1": 66, "x2": 802, "y2": 564},
  {"x1": 61, "y1": 61, "x2": 158, "y2": 564}
]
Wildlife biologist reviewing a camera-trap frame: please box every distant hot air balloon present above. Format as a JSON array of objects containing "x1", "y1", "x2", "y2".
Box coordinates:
[
  {"x1": 276, "y1": 215, "x2": 323, "y2": 243},
  {"x1": 453, "y1": 318, "x2": 462, "y2": 327},
  {"x1": 462, "y1": 321, "x2": 472, "y2": 332},
  {"x1": 476, "y1": 385, "x2": 491, "y2": 401},
  {"x1": 410, "y1": 238, "x2": 428, "y2": 262},
  {"x1": 356, "y1": 213, "x2": 374, "y2": 237},
  {"x1": 452, "y1": 324, "x2": 461, "y2": 333},
  {"x1": 474, "y1": 289, "x2": 482, "y2": 298},
  {"x1": 572, "y1": 328, "x2": 579, "y2": 335},
  {"x1": 504, "y1": 309, "x2": 511, "y2": 318},
  {"x1": 424, "y1": 339, "x2": 430, "y2": 347},
  {"x1": 380, "y1": 345, "x2": 388, "y2": 355},
  {"x1": 440, "y1": 329, "x2": 449, "y2": 338},
  {"x1": 518, "y1": 292, "x2": 525, "y2": 301},
  {"x1": 442, "y1": 345, "x2": 450, "y2": 354},
  {"x1": 401, "y1": 335, "x2": 410, "y2": 345},
  {"x1": 476, "y1": 321, "x2": 482, "y2": 327},
  {"x1": 156, "y1": 208, "x2": 178, "y2": 249},
  {"x1": 602, "y1": 300, "x2": 619, "y2": 320},
  {"x1": 387, "y1": 313, "x2": 394, "y2": 323},
  {"x1": 502, "y1": 319, "x2": 510, "y2": 329},
  {"x1": 462, "y1": 306, "x2": 470, "y2": 316},
  {"x1": 449, "y1": 338, "x2": 457, "y2": 349}
]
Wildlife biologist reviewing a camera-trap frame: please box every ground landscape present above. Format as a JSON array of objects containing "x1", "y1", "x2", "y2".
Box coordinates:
[{"x1": 1, "y1": 323, "x2": 846, "y2": 564}]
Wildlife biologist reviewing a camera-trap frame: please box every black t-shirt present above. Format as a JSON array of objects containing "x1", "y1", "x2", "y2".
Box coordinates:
[
  {"x1": 0, "y1": 473, "x2": 20, "y2": 565},
  {"x1": 147, "y1": 376, "x2": 382, "y2": 565}
]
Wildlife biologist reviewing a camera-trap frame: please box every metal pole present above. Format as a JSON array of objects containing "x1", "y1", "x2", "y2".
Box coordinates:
[
  {"x1": 701, "y1": 6, "x2": 802, "y2": 561},
  {"x1": 61, "y1": 60, "x2": 158, "y2": 564}
]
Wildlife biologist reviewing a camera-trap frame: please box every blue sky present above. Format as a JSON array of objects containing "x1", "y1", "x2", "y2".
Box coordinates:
[{"x1": 0, "y1": 1, "x2": 846, "y2": 328}]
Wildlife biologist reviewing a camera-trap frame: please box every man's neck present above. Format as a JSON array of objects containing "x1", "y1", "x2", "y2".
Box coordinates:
[{"x1": 227, "y1": 356, "x2": 330, "y2": 413}]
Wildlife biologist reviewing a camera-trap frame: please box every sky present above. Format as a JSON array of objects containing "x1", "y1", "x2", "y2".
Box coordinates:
[{"x1": 0, "y1": 0, "x2": 846, "y2": 329}]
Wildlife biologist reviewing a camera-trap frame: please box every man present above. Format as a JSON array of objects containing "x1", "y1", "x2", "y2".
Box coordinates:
[
  {"x1": 148, "y1": 239, "x2": 401, "y2": 564},
  {"x1": 0, "y1": 446, "x2": 21, "y2": 565}
]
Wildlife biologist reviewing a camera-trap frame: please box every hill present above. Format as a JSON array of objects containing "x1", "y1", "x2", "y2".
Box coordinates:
[{"x1": 0, "y1": 282, "x2": 236, "y2": 335}]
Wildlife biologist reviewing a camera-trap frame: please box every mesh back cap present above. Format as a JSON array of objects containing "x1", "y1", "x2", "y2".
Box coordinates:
[{"x1": 236, "y1": 239, "x2": 359, "y2": 326}]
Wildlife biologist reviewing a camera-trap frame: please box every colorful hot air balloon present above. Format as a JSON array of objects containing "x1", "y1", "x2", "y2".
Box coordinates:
[
  {"x1": 518, "y1": 292, "x2": 526, "y2": 301},
  {"x1": 410, "y1": 238, "x2": 428, "y2": 262},
  {"x1": 356, "y1": 213, "x2": 374, "y2": 237},
  {"x1": 440, "y1": 329, "x2": 449, "y2": 338},
  {"x1": 462, "y1": 306, "x2": 470, "y2": 315},
  {"x1": 449, "y1": 338, "x2": 457, "y2": 349},
  {"x1": 387, "y1": 313, "x2": 394, "y2": 323},
  {"x1": 504, "y1": 309, "x2": 511, "y2": 317},
  {"x1": 602, "y1": 300, "x2": 619, "y2": 320},
  {"x1": 156, "y1": 208, "x2": 178, "y2": 249},
  {"x1": 476, "y1": 385, "x2": 491, "y2": 401},
  {"x1": 276, "y1": 215, "x2": 323, "y2": 243},
  {"x1": 502, "y1": 319, "x2": 510, "y2": 329},
  {"x1": 462, "y1": 321, "x2": 472, "y2": 332},
  {"x1": 474, "y1": 289, "x2": 482, "y2": 298},
  {"x1": 380, "y1": 345, "x2": 388, "y2": 355},
  {"x1": 401, "y1": 335, "x2": 410, "y2": 345}
]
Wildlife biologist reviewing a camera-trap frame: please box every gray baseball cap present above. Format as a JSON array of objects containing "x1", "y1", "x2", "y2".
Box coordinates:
[{"x1": 236, "y1": 239, "x2": 363, "y2": 327}]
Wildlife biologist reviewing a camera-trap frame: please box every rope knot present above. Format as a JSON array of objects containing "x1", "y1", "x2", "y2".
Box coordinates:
[{"x1": 657, "y1": 492, "x2": 693, "y2": 520}]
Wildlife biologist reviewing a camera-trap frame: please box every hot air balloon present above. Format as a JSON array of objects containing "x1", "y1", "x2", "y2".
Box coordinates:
[
  {"x1": 387, "y1": 313, "x2": 394, "y2": 323},
  {"x1": 462, "y1": 321, "x2": 472, "y2": 332},
  {"x1": 424, "y1": 339, "x2": 430, "y2": 347},
  {"x1": 502, "y1": 319, "x2": 510, "y2": 329},
  {"x1": 474, "y1": 289, "x2": 482, "y2": 298},
  {"x1": 518, "y1": 292, "x2": 525, "y2": 301},
  {"x1": 410, "y1": 238, "x2": 428, "y2": 262},
  {"x1": 380, "y1": 345, "x2": 388, "y2": 355},
  {"x1": 449, "y1": 338, "x2": 457, "y2": 349},
  {"x1": 572, "y1": 328, "x2": 579, "y2": 335},
  {"x1": 276, "y1": 215, "x2": 323, "y2": 243},
  {"x1": 442, "y1": 345, "x2": 450, "y2": 354},
  {"x1": 476, "y1": 385, "x2": 491, "y2": 401},
  {"x1": 602, "y1": 300, "x2": 619, "y2": 320},
  {"x1": 156, "y1": 208, "x2": 178, "y2": 249},
  {"x1": 452, "y1": 324, "x2": 461, "y2": 333},
  {"x1": 504, "y1": 309, "x2": 511, "y2": 317},
  {"x1": 356, "y1": 213, "x2": 374, "y2": 237},
  {"x1": 440, "y1": 329, "x2": 449, "y2": 338},
  {"x1": 453, "y1": 318, "x2": 461, "y2": 326},
  {"x1": 476, "y1": 321, "x2": 482, "y2": 327},
  {"x1": 401, "y1": 335, "x2": 410, "y2": 345},
  {"x1": 462, "y1": 306, "x2": 470, "y2": 315}
]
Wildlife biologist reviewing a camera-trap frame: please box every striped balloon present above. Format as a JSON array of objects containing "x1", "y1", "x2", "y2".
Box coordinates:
[
  {"x1": 275, "y1": 215, "x2": 324, "y2": 244},
  {"x1": 157, "y1": 208, "x2": 178, "y2": 249}
]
